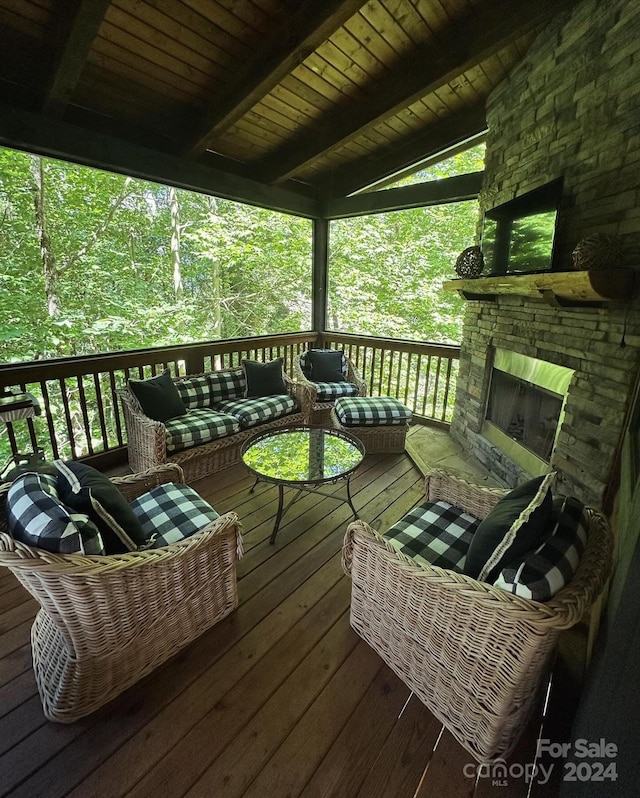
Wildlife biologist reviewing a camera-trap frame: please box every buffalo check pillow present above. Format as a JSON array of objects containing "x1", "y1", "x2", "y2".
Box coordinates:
[
  {"x1": 54, "y1": 460, "x2": 147, "y2": 554},
  {"x1": 494, "y1": 495, "x2": 588, "y2": 601},
  {"x1": 7, "y1": 471, "x2": 105, "y2": 555},
  {"x1": 464, "y1": 472, "x2": 555, "y2": 583}
]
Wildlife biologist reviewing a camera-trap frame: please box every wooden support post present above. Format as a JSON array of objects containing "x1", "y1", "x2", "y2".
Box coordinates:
[{"x1": 312, "y1": 217, "x2": 329, "y2": 336}]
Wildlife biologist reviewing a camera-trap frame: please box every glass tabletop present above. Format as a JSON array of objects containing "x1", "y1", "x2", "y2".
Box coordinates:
[{"x1": 241, "y1": 426, "x2": 364, "y2": 485}]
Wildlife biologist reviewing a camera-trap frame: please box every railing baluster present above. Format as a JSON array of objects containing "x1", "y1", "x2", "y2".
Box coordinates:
[
  {"x1": 110, "y1": 372, "x2": 124, "y2": 446},
  {"x1": 40, "y1": 380, "x2": 59, "y2": 460},
  {"x1": 76, "y1": 375, "x2": 94, "y2": 456},
  {"x1": 387, "y1": 350, "x2": 395, "y2": 396},
  {"x1": 395, "y1": 351, "x2": 403, "y2": 400},
  {"x1": 442, "y1": 358, "x2": 454, "y2": 420},
  {"x1": 403, "y1": 353, "x2": 412, "y2": 406},
  {"x1": 369, "y1": 348, "x2": 377, "y2": 396},
  {"x1": 431, "y1": 357, "x2": 442, "y2": 419},
  {"x1": 93, "y1": 373, "x2": 108, "y2": 452},
  {"x1": 58, "y1": 378, "x2": 76, "y2": 460}
]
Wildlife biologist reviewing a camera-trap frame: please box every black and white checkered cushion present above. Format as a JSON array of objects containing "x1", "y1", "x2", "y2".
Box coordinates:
[
  {"x1": 165, "y1": 409, "x2": 241, "y2": 453},
  {"x1": 6, "y1": 472, "x2": 105, "y2": 555},
  {"x1": 315, "y1": 382, "x2": 360, "y2": 401},
  {"x1": 175, "y1": 375, "x2": 213, "y2": 409},
  {"x1": 494, "y1": 495, "x2": 588, "y2": 601},
  {"x1": 334, "y1": 396, "x2": 412, "y2": 427},
  {"x1": 217, "y1": 395, "x2": 297, "y2": 429},
  {"x1": 208, "y1": 369, "x2": 246, "y2": 404},
  {"x1": 382, "y1": 500, "x2": 479, "y2": 570},
  {"x1": 300, "y1": 349, "x2": 348, "y2": 380},
  {"x1": 129, "y1": 483, "x2": 219, "y2": 548}
]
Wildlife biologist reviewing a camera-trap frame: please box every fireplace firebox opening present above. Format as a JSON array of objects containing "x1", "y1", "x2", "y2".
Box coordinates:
[{"x1": 482, "y1": 349, "x2": 574, "y2": 477}]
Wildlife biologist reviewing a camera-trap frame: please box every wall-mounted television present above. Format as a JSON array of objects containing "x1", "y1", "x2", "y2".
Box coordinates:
[{"x1": 481, "y1": 179, "x2": 563, "y2": 275}]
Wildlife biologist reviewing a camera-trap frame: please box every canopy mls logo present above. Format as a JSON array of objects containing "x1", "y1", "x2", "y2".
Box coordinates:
[
  {"x1": 463, "y1": 738, "x2": 619, "y2": 787},
  {"x1": 462, "y1": 760, "x2": 554, "y2": 787}
]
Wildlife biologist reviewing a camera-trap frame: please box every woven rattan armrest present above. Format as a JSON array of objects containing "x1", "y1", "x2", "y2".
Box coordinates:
[
  {"x1": 345, "y1": 360, "x2": 367, "y2": 395},
  {"x1": 424, "y1": 469, "x2": 508, "y2": 519},
  {"x1": 118, "y1": 387, "x2": 168, "y2": 472}
]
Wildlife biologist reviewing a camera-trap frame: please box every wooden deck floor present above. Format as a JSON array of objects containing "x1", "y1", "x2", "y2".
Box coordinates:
[{"x1": 0, "y1": 444, "x2": 565, "y2": 798}]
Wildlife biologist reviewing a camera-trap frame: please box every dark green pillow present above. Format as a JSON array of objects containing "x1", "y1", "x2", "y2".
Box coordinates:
[
  {"x1": 243, "y1": 358, "x2": 286, "y2": 397},
  {"x1": 463, "y1": 472, "x2": 554, "y2": 583},
  {"x1": 129, "y1": 369, "x2": 187, "y2": 422},
  {"x1": 308, "y1": 349, "x2": 345, "y2": 382},
  {"x1": 54, "y1": 460, "x2": 148, "y2": 554}
]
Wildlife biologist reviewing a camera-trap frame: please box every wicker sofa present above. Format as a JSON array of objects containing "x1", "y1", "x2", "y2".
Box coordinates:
[
  {"x1": 342, "y1": 469, "x2": 613, "y2": 763},
  {"x1": 0, "y1": 464, "x2": 243, "y2": 723},
  {"x1": 120, "y1": 365, "x2": 306, "y2": 482}
]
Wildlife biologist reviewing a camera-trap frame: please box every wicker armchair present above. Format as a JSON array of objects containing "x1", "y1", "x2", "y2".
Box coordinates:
[
  {"x1": 0, "y1": 464, "x2": 242, "y2": 723},
  {"x1": 294, "y1": 350, "x2": 367, "y2": 425},
  {"x1": 342, "y1": 470, "x2": 613, "y2": 763}
]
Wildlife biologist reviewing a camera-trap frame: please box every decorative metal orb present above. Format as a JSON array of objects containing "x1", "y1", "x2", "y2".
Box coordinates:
[{"x1": 454, "y1": 245, "x2": 485, "y2": 278}]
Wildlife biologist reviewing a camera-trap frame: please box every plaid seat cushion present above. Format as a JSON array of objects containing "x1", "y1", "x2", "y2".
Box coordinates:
[
  {"x1": 6, "y1": 472, "x2": 105, "y2": 555},
  {"x1": 165, "y1": 408, "x2": 241, "y2": 453},
  {"x1": 494, "y1": 495, "x2": 588, "y2": 601},
  {"x1": 130, "y1": 483, "x2": 219, "y2": 548},
  {"x1": 208, "y1": 369, "x2": 246, "y2": 404},
  {"x1": 175, "y1": 375, "x2": 213, "y2": 409},
  {"x1": 315, "y1": 382, "x2": 361, "y2": 401},
  {"x1": 335, "y1": 396, "x2": 412, "y2": 427},
  {"x1": 382, "y1": 500, "x2": 479, "y2": 571},
  {"x1": 217, "y1": 395, "x2": 297, "y2": 429}
]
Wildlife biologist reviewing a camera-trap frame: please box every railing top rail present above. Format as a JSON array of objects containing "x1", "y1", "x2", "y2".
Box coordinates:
[
  {"x1": 321, "y1": 331, "x2": 460, "y2": 358},
  {"x1": 0, "y1": 331, "x2": 318, "y2": 384}
]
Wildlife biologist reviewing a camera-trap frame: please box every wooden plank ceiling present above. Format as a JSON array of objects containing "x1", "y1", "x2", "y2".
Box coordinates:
[{"x1": 0, "y1": 0, "x2": 572, "y2": 202}]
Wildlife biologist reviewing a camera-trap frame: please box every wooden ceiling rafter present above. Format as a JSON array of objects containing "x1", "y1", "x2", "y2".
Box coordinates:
[
  {"x1": 186, "y1": 0, "x2": 369, "y2": 157},
  {"x1": 42, "y1": 0, "x2": 111, "y2": 118},
  {"x1": 255, "y1": 0, "x2": 572, "y2": 185}
]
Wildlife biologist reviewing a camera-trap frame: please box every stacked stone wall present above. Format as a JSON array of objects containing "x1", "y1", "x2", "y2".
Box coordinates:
[{"x1": 450, "y1": 0, "x2": 640, "y2": 507}]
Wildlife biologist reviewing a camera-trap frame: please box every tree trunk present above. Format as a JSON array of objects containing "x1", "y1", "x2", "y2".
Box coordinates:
[
  {"x1": 28, "y1": 155, "x2": 60, "y2": 317},
  {"x1": 170, "y1": 186, "x2": 183, "y2": 296},
  {"x1": 208, "y1": 196, "x2": 222, "y2": 338}
]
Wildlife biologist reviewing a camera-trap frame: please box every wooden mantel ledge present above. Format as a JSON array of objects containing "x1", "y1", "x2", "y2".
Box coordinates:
[{"x1": 442, "y1": 268, "x2": 636, "y2": 306}]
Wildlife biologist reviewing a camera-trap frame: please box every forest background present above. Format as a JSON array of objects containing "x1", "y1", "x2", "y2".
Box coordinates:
[{"x1": 0, "y1": 145, "x2": 485, "y2": 364}]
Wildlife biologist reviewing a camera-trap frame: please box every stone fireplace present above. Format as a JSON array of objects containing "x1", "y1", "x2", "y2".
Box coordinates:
[{"x1": 448, "y1": 0, "x2": 640, "y2": 508}]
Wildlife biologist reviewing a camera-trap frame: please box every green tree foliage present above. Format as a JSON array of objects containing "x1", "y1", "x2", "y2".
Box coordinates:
[
  {"x1": 0, "y1": 148, "x2": 312, "y2": 363},
  {"x1": 328, "y1": 146, "x2": 485, "y2": 343}
]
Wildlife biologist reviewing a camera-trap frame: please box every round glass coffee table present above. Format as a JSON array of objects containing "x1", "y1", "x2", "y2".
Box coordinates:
[{"x1": 241, "y1": 426, "x2": 365, "y2": 544}]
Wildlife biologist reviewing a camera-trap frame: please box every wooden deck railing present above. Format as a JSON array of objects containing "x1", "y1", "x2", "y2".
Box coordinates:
[{"x1": 0, "y1": 331, "x2": 459, "y2": 470}]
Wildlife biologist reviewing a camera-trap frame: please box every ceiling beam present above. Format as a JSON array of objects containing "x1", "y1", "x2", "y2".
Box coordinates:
[
  {"x1": 185, "y1": 0, "x2": 367, "y2": 157},
  {"x1": 323, "y1": 105, "x2": 488, "y2": 198},
  {"x1": 363, "y1": 131, "x2": 487, "y2": 194},
  {"x1": 42, "y1": 0, "x2": 111, "y2": 118},
  {"x1": 256, "y1": 0, "x2": 574, "y2": 184},
  {"x1": 0, "y1": 103, "x2": 321, "y2": 219},
  {"x1": 325, "y1": 172, "x2": 484, "y2": 219}
]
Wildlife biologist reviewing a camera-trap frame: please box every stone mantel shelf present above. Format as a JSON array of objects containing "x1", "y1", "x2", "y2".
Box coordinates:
[{"x1": 442, "y1": 268, "x2": 636, "y2": 307}]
